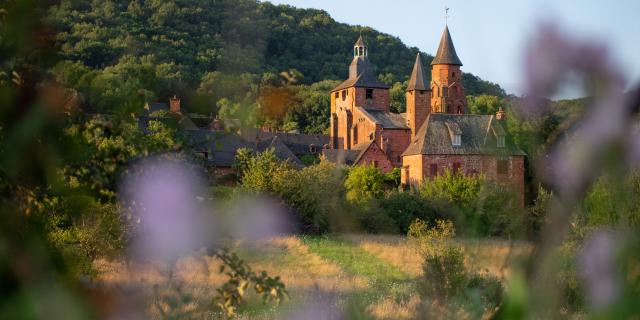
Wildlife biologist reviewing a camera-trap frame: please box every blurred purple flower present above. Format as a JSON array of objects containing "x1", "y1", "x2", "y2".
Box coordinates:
[
  {"x1": 578, "y1": 229, "x2": 620, "y2": 310},
  {"x1": 120, "y1": 156, "x2": 214, "y2": 263},
  {"x1": 524, "y1": 24, "x2": 630, "y2": 196}
]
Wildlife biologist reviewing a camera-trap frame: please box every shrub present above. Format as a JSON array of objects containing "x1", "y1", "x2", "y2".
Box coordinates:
[
  {"x1": 527, "y1": 186, "x2": 552, "y2": 239},
  {"x1": 383, "y1": 167, "x2": 401, "y2": 188},
  {"x1": 379, "y1": 191, "x2": 437, "y2": 233},
  {"x1": 240, "y1": 151, "x2": 346, "y2": 233},
  {"x1": 420, "y1": 170, "x2": 523, "y2": 238},
  {"x1": 344, "y1": 165, "x2": 385, "y2": 204},
  {"x1": 418, "y1": 246, "x2": 467, "y2": 299},
  {"x1": 352, "y1": 201, "x2": 399, "y2": 234}
]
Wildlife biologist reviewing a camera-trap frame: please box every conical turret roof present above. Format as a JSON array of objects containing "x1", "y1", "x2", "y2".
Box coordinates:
[
  {"x1": 354, "y1": 35, "x2": 365, "y2": 47},
  {"x1": 431, "y1": 26, "x2": 462, "y2": 66},
  {"x1": 407, "y1": 53, "x2": 428, "y2": 91}
]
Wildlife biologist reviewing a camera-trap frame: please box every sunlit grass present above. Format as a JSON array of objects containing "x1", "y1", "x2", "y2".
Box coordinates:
[{"x1": 94, "y1": 234, "x2": 531, "y2": 318}]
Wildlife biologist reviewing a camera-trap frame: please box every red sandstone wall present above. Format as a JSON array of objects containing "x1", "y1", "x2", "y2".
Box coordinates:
[
  {"x1": 356, "y1": 142, "x2": 394, "y2": 173},
  {"x1": 401, "y1": 155, "x2": 423, "y2": 187},
  {"x1": 355, "y1": 88, "x2": 389, "y2": 111},
  {"x1": 430, "y1": 65, "x2": 467, "y2": 114},
  {"x1": 406, "y1": 90, "x2": 430, "y2": 138},
  {"x1": 381, "y1": 129, "x2": 411, "y2": 167}
]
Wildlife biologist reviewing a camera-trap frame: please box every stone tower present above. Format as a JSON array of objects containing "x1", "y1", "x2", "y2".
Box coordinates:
[
  {"x1": 430, "y1": 26, "x2": 466, "y2": 114},
  {"x1": 330, "y1": 36, "x2": 390, "y2": 149},
  {"x1": 406, "y1": 53, "x2": 431, "y2": 138}
]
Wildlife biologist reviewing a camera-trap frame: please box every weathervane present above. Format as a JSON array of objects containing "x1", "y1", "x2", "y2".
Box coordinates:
[{"x1": 445, "y1": 6, "x2": 450, "y2": 25}]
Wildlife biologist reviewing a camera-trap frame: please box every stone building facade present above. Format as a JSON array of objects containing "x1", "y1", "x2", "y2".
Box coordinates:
[{"x1": 324, "y1": 26, "x2": 525, "y2": 201}]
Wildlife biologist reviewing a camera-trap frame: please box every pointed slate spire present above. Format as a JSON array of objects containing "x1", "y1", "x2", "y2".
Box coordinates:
[
  {"x1": 407, "y1": 53, "x2": 428, "y2": 91},
  {"x1": 431, "y1": 26, "x2": 462, "y2": 66}
]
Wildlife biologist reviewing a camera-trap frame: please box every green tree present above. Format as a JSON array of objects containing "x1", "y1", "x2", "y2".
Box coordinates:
[{"x1": 344, "y1": 165, "x2": 385, "y2": 204}]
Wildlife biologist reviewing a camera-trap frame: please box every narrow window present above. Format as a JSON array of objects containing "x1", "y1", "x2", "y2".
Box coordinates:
[
  {"x1": 430, "y1": 164, "x2": 438, "y2": 177},
  {"x1": 353, "y1": 126, "x2": 358, "y2": 145},
  {"x1": 374, "y1": 160, "x2": 379, "y2": 167},
  {"x1": 397, "y1": 155, "x2": 401, "y2": 162},
  {"x1": 334, "y1": 92, "x2": 339, "y2": 99},
  {"x1": 453, "y1": 162, "x2": 461, "y2": 174},
  {"x1": 452, "y1": 134, "x2": 461, "y2": 146},
  {"x1": 366, "y1": 89, "x2": 374, "y2": 100},
  {"x1": 341, "y1": 90, "x2": 346, "y2": 100},
  {"x1": 497, "y1": 160, "x2": 509, "y2": 175},
  {"x1": 451, "y1": 71, "x2": 455, "y2": 78},
  {"x1": 497, "y1": 136, "x2": 505, "y2": 148}
]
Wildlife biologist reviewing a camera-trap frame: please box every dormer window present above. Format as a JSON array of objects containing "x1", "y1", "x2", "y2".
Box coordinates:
[
  {"x1": 452, "y1": 134, "x2": 461, "y2": 146},
  {"x1": 497, "y1": 136, "x2": 505, "y2": 148},
  {"x1": 445, "y1": 121, "x2": 462, "y2": 147}
]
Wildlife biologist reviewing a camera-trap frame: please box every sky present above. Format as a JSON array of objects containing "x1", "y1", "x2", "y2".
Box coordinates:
[{"x1": 264, "y1": 0, "x2": 640, "y2": 98}]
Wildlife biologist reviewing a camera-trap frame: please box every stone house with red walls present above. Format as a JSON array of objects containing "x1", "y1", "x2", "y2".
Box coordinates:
[{"x1": 324, "y1": 25, "x2": 525, "y2": 199}]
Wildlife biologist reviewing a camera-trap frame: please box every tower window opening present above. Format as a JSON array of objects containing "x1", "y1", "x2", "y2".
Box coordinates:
[
  {"x1": 341, "y1": 90, "x2": 347, "y2": 100},
  {"x1": 334, "y1": 92, "x2": 339, "y2": 99}
]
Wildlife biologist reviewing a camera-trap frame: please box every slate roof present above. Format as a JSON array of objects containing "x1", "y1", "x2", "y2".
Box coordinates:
[
  {"x1": 403, "y1": 113, "x2": 525, "y2": 156},
  {"x1": 431, "y1": 26, "x2": 463, "y2": 66},
  {"x1": 183, "y1": 130, "x2": 303, "y2": 168},
  {"x1": 145, "y1": 102, "x2": 168, "y2": 113},
  {"x1": 361, "y1": 108, "x2": 409, "y2": 129},
  {"x1": 407, "y1": 53, "x2": 429, "y2": 91},
  {"x1": 257, "y1": 132, "x2": 329, "y2": 155},
  {"x1": 354, "y1": 35, "x2": 365, "y2": 47},
  {"x1": 322, "y1": 141, "x2": 370, "y2": 165}
]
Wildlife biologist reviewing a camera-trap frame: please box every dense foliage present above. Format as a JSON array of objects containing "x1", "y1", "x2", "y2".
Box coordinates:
[{"x1": 43, "y1": 0, "x2": 505, "y2": 134}]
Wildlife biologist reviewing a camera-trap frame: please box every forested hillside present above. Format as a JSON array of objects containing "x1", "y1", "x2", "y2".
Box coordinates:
[{"x1": 46, "y1": 0, "x2": 504, "y2": 131}]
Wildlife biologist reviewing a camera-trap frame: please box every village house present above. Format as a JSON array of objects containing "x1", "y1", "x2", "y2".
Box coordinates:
[
  {"x1": 139, "y1": 96, "x2": 328, "y2": 181},
  {"x1": 324, "y1": 26, "x2": 525, "y2": 199}
]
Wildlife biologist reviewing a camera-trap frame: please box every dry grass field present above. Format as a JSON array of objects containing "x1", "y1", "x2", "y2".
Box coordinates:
[{"x1": 95, "y1": 235, "x2": 531, "y2": 319}]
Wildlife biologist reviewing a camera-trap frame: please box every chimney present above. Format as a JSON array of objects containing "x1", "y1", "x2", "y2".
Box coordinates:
[
  {"x1": 169, "y1": 95, "x2": 181, "y2": 113},
  {"x1": 496, "y1": 107, "x2": 505, "y2": 120}
]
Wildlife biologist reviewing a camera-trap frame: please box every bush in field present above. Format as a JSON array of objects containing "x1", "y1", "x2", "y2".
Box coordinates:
[
  {"x1": 527, "y1": 186, "x2": 552, "y2": 239},
  {"x1": 379, "y1": 191, "x2": 437, "y2": 234},
  {"x1": 344, "y1": 165, "x2": 385, "y2": 204},
  {"x1": 409, "y1": 219, "x2": 505, "y2": 314},
  {"x1": 419, "y1": 246, "x2": 468, "y2": 299},
  {"x1": 420, "y1": 170, "x2": 523, "y2": 237},
  {"x1": 286, "y1": 161, "x2": 347, "y2": 233},
  {"x1": 239, "y1": 150, "x2": 347, "y2": 233}
]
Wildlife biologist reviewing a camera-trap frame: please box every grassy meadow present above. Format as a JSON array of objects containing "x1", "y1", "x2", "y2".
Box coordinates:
[{"x1": 95, "y1": 235, "x2": 531, "y2": 319}]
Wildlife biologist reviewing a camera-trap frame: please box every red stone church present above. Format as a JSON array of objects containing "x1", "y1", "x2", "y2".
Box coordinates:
[{"x1": 323, "y1": 26, "x2": 525, "y2": 197}]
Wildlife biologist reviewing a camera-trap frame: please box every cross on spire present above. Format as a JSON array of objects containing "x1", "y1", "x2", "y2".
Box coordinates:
[{"x1": 445, "y1": 6, "x2": 450, "y2": 25}]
